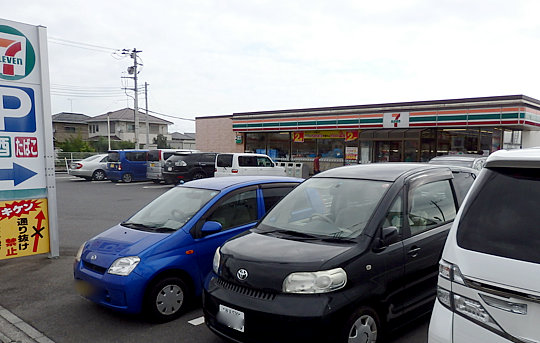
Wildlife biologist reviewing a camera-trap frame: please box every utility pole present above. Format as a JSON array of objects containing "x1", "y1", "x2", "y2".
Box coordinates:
[
  {"x1": 131, "y1": 49, "x2": 140, "y2": 149},
  {"x1": 145, "y1": 82, "x2": 150, "y2": 148},
  {"x1": 123, "y1": 48, "x2": 142, "y2": 148}
]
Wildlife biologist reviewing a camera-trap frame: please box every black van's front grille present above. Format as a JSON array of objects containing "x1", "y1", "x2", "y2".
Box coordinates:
[
  {"x1": 217, "y1": 278, "x2": 276, "y2": 301},
  {"x1": 83, "y1": 261, "x2": 108, "y2": 275}
]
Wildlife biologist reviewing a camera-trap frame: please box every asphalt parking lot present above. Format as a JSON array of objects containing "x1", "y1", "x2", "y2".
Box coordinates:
[{"x1": 0, "y1": 174, "x2": 429, "y2": 343}]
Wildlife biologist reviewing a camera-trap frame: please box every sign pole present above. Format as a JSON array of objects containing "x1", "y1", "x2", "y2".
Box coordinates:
[{"x1": 37, "y1": 25, "x2": 59, "y2": 258}]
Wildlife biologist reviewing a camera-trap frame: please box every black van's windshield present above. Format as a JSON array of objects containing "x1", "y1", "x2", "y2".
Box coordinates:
[
  {"x1": 457, "y1": 167, "x2": 540, "y2": 264},
  {"x1": 258, "y1": 177, "x2": 391, "y2": 239},
  {"x1": 123, "y1": 187, "x2": 219, "y2": 231}
]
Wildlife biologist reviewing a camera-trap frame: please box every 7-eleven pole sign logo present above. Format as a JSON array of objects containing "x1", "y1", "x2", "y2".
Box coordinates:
[
  {"x1": 0, "y1": 33, "x2": 26, "y2": 77},
  {"x1": 0, "y1": 25, "x2": 35, "y2": 81}
]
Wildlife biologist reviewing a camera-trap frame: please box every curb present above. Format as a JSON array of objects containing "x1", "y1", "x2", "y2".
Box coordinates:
[{"x1": 0, "y1": 306, "x2": 54, "y2": 343}]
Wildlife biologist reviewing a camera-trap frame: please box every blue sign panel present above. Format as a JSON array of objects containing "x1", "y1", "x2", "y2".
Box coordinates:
[{"x1": 0, "y1": 84, "x2": 36, "y2": 132}]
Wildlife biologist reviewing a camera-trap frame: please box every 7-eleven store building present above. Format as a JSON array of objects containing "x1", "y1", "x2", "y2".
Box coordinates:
[{"x1": 197, "y1": 95, "x2": 540, "y2": 173}]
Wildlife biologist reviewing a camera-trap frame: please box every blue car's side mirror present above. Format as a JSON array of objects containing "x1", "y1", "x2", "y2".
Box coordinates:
[{"x1": 201, "y1": 221, "x2": 222, "y2": 234}]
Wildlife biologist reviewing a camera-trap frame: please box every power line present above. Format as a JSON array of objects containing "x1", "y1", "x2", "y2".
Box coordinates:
[
  {"x1": 48, "y1": 36, "x2": 120, "y2": 52},
  {"x1": 143, "y1": 109, "x2": 195, "y2": 122}
]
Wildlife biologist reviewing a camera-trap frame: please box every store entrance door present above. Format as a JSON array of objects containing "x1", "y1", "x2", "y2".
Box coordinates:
[{"x1": 375, "y1": 141, "x2": 402, "y2": 162}]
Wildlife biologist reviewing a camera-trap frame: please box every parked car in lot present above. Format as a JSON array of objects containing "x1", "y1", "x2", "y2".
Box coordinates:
[
  {"x1": 428, "y1": 148, "x2": 540, "y2": 343},
  {"x1": 107, "y1": 149, "x2": 148, "y2": 183},
  {"x1": 204, "y1": 163, "x2": 477, "y2": 343},
  {"x1": 147, "y1": 149, "x2": 198, "y2": 184},
  {"x1": 429, "y1": 154, "x2": 487, "y2": 170},
  {"x1": 74, "y1": 176, "x2": 303, "y2": 322},
  {"x1": 215, "y1": 153, "x2": 286, "y2": 177},
  {"x1": 162, "y1": 152, "x2": 217, "y2": 184},
  {"x1": 69, "y1": 154, "x2": 109, "y2": 181}
]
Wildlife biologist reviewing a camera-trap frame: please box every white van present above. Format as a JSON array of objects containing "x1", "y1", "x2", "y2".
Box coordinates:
[
  {"x1": 214, "y1": 153, "x2": 286, "y2": 177},
  {"x1": 428, "y1": 148, "x2": 540, "y2": 343},
  {"x1": 147, "y1": 148, "x2": 198, "y2": 183}
]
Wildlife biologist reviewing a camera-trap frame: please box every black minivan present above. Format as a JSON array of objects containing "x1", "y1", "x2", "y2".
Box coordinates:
[
  {"x1": 162, "y1": 152, "x2": 217, "y2": 184},
  {"x1": 203, "y1": 163, "x2": 477, "y2": 343}
]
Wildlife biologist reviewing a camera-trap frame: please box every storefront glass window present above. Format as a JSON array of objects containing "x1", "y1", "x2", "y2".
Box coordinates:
[
  {"x1": 360, "y1": 141, "x2": 372, "y2": 163},
  {"x1": 267, "y1": 132, "x2": 290, "y2": 160},
  {"x1": 318, "y1": 139, "x2": 344, "y2": 159},
  {"x1": 292, "y1": 139, "x2": 317, "y2": 158},
  {"x1": 404, "y1": 140, "x2": 418, "y2": 162},
  {"x1": 245, "y1": 133, "x2": 266, "y2": 154},
  {"x1": 437, "y1": 129, "x2": 480, "y2": 155},
  {"x1": 480, "y1": 128, "x2": 500, "y2": 154}
]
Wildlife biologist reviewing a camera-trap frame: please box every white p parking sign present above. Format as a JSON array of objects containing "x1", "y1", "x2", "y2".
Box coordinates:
[{"x1": 0, "y1": 85, "x2": 35, "y2": 132}]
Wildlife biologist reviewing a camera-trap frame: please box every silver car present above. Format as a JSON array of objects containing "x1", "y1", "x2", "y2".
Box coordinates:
[
  {"x1": 428, "y1": 154, "x2": 487, "y2": 170},
  {"x1": 69, "y1": 154, "x2": 109, "y2": 181}
]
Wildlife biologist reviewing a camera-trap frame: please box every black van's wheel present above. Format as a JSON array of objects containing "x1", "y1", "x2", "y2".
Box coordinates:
[
  {"x1": 122, "y1": 173, "x2": 133, "y2": 183},
  {"x1": 343, "y1": 307, "x2": 380, "y2": 343},
  {"x1": 92, "y1": 169, "x2": 106, "y2": 181},
  {"x1": 144, "y1": 277, "x2": 188, "y2": 323},
  {"x1": 193, "y1": 172, "x2": 205, "y2": 180}
]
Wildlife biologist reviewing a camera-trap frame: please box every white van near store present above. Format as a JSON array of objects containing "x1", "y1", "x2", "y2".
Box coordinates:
[
  {"x1": 215, "y1": 153, "x2": 286, "y2": 177},
  {"x1": 428, "y1": 147, "x2": 540, "y2": 343}
]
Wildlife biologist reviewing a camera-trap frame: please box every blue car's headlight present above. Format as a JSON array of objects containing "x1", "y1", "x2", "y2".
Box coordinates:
[{"x1": 108, "y1": 256, "x2": 140, "y2": 276}]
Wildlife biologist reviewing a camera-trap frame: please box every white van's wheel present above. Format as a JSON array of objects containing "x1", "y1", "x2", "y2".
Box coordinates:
[{"x1": 344, "y1": 307, "x2": 380, "y2": 343}]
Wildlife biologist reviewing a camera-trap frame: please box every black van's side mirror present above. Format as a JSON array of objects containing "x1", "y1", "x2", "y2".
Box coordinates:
[{"x1": 374, "y1": 226, "x2": 400, "y2": 251}]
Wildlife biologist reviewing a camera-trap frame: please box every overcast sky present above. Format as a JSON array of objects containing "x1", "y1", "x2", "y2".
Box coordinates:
[{"x1": 4, "y1": 0, "x2": 540, "y2": 133}]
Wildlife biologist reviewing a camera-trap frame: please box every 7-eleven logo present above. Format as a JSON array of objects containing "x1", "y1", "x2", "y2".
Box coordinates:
[
  {"x1": 0, "y1": 33, "x2": 26, "y2": 77},
  {"x1": 383, "y1": 112, "x2": 410, "y2": 128}
]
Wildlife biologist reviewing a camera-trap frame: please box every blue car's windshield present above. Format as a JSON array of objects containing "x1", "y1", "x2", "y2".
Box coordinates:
[
  {"x1": 123, "y1": 187, "x2": 219, "y2": 231},
  {"x1": 259, "y1": 178, "x2": 391, "y2": 239}
]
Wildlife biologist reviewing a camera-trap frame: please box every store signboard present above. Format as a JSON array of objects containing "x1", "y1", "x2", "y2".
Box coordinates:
[
  {"x1": 293, "y1": 130, "x2": 359, "y2": 142},
  {"x1": 0, "y1": 18, "x2": 58, "y2": 259}
]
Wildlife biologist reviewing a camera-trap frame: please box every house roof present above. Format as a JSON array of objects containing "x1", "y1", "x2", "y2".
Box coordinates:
[
  {"x1": 52, "y1": 112, "x2": 91, "y2": 123},
  {"x1": 87, "y1": 108, "x2": 173, "y2": 125},
  {"x1": 171, "y1": 132, "x2": 196, "y2": 140}
]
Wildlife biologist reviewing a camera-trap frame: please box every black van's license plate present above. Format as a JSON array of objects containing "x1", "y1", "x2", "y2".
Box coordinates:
[{"x1": 218, "y1": 304, "x2": 245, "y2": 332}]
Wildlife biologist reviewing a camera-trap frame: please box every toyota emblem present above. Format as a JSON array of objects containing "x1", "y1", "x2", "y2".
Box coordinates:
[{"x1": 236, "y1": 269, "x2": 248, "y2": 281}]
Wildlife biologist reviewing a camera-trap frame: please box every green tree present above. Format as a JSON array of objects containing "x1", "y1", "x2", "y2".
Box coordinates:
[
  {"x1": 153, "y1": 134, "x2": 170, "y2": 148},
  {"x1": 57, "y1": 135, "x2": 95, "y2": 152}
]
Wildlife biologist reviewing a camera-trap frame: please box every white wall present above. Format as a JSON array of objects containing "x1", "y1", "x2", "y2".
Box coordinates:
[{"x1": 522, "y1": 130, "x2": 540, "y2": 148}]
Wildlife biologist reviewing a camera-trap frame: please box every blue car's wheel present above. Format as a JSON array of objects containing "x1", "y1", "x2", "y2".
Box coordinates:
[{"x1": 145, "y1": 277, "x2": 189, "y2": 323}]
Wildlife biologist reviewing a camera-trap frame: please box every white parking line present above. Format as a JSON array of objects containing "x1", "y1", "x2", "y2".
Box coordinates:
[
  {"x1": 143, "y1": 185, "x2": 174, "y2": 189},
  {"x1": 188, "y1": 316, "x2": 205, "y2": 326}
]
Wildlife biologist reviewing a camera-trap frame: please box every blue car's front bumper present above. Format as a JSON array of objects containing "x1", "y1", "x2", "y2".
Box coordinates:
[{"x1": 73, "y1": 259, "x2": 147, "y2": 314}]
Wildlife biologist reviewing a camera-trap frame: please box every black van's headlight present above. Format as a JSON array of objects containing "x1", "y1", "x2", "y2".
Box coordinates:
[
  {"x1": 283, "y1": 268, "x2": 347, "y2": 294},
  {"x1": 212, "y1": 247, "x2": 221, "y2": 274}
]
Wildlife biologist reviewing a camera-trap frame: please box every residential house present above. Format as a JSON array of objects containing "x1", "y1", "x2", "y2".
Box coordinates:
[
  {"x1": 86, "y1": 108, "x2": 173, "y2": 147},
  {"x1": 51, "y1": 112, "x2": 91, "y2": 143},
  {"x1": 169, "y1": 132, "x2": 196, "y2": 149}
]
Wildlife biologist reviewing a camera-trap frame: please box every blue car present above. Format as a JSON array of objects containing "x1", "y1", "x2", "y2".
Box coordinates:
[{"x1": 73, "y1": 176, "x2": 302, "y2": 322}]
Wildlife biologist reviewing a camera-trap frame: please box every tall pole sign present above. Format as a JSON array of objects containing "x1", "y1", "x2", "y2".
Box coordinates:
[{"x1": 0, "y1": 18, "x2": 59, "y2": 259}]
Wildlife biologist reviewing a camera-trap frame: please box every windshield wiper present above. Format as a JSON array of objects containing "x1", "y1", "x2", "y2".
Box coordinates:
[
  {"x1": 122, "y1": 222, "x2": 156, "y2": 231},
  {"x1": 259, "y1": 228, "x2": 321, "y2": 240}
]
